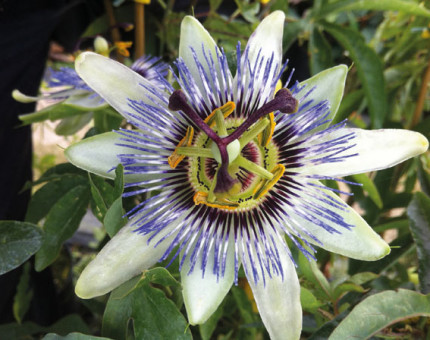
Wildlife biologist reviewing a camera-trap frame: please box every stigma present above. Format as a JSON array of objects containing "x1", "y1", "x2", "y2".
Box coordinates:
[{"x1": 167, "y1": 89, "x2": 298, "y2": 210}]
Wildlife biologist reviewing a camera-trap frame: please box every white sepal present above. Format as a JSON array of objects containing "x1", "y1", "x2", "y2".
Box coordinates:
[
  {"x1": 243, "y1": 235, "x2": 302, "y2": 340},
  {"x1": 301, "y1": 128, "x2": 429, "y2": 177},
  {"x1": 75, "y1": 222, "x2": 174, "y2": 299}
]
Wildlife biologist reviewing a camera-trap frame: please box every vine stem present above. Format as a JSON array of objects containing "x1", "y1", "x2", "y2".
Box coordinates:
[
  {"x1": 134, "y1": 1, "x2": 145, "y2": 58},
  {"x1": 410, "y1": 57, "x2": 430, "y2": 128}
]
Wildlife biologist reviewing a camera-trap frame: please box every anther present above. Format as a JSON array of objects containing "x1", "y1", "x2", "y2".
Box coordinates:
[
  {"x1": 168, "y1": 89, "x2": 189, "y2": 111},
  {"x1": 274, "y1": 88, "x2": 299, "y2": 114},
  {"x1": 168, "y1": 90, "x2": 220, "y2": 143},
  {"x1": 223, "y1": 88, "x2": 298, "y2": 145}
]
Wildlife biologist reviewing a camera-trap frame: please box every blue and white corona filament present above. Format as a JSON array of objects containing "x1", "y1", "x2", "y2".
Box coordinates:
[{"x1": 66, "y1": 11, "x2": 428, "y2": 340}]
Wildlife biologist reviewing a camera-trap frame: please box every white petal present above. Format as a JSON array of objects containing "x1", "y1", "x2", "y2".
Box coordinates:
[
  {"x1": 296, "y1": 65, "x2": 348, "y2": 126},
  {"x1": 235, "y1": 11, "x2": 285, "y2": 106},
  {"x1": 75, "y1": 52, "x2": 160, "y2": 122},
  {"x1": 301, "y1": 128, "x2": 429, "y2": 177},
  {"x1": 179, "y1": 16, "x2": 220, "y2": 82},
  {"x1": 243, "y1": 11, "x2": 285, "y2": 74},
  {"x1": 290, "y1": 181, "x2": 390, "y2": 260},
  {"x1": 243, "y1": 236, "x2": 302, "y2": 340},
  {"x1": 75, "y1": 222, "x2": 173, "y2": 299},
  {"x1": 178, "y1": 15, "x2": 230, "y2": 109},
  {"x1": 181, "y1": 239, "x2": 235, "y2": 325}
]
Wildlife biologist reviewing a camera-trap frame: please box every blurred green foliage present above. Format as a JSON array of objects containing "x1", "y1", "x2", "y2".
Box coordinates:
[{"x1": 2, "y1": 0, "x2": 430, "y2": 339}]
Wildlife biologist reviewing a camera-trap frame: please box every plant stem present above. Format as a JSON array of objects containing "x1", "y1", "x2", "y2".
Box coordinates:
[
  {"x1": 134, "y1": 1, "x2": 145, "y2": 58},
  {"x1": 410, "y1": 57, "x2": 430, "y2": 128}
]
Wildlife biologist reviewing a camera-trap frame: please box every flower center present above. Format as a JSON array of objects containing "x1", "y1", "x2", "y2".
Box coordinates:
[{"x1": 168, "y1": 89, "x2": 298, "y2": 210}]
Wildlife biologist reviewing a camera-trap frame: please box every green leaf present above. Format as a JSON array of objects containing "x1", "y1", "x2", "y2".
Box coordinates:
[
  {"x1": 0, "y1": 314, "x2": 90, "y2": 339},
  {"x1": 101, "y1": 283, "x2": 136, "y2": 340},
  {"x1": 351, "y1": 173, "x2": 383, "y2": 209},
  {"x1": 141, "y1": 267, "x2": 181, "y2": 288},
  {"x1": 298, "y1": 252, "x2": 332, "y2": 300},
  {"x1": 309, "y1": 26, "x2": 333, "y2": 75},
  {"x1": 234, "y1": 0, "x2": 260, "y2": 23},
  {"x1": 19, "y1": 98, "x2": 105, "y2": 125},
  {"x1": 283, "y1": 20, "x2": 307, "y2": 51},
  {"x1": 417, "y1": 155, "x2": 430, "y2": 197},
  {"x1": 93, "y1": 108, "x2": 124, "y2": 133},
  {"x1": 0, "y1": 221, "x2": 43, "y2": 275},
  {"x1": 348, "y1": 272, "x2": 379, "y2": 286},
  {"x1": 329, "y1": 289, "x2": 430, "y2": 339},
  {"x1": 104, "y1": 197, "x2": 127, "y2": 238},
  {"x1": 88, "y1": 174, "x2": 114, "y2": 218},
  {"x1": 231, "y1": 286, "x2": 257, "y2": 339},
  {"x1": 331, "y1": 89, "x2": 364, "y2": 125},
  {"x1": 209, "y1": 0, "x2": 224, "y2": 12},
  {"x1": 113, "y1": 164, "x2": 124, "y2": 199},
  {"x1": 204, "y1": 16, "x2": 253, "y2": 51},
  {"x1": 332, "y1": 282, "x2": 365, "y2": 301},
  {"x1": 199, "y1": 300, "x2": 224, "y2": 340},
  {"x1": 43, "y1": 333, "x2": 113, "y2": 340},
  {"x1": 300, "y1": 287, "x2": 323, "y2": 313},
  {"x1": 407, "y1": 192, "x2": 430, "y2": 294},
  {"x1": 19, "y1": 102, "x2": 79, "y2": 125},
  {"x1": 133, "y1": 284, "x2": 191, "y2": 340},
  {"x1": 323, "y1": 22, "x2": 387, "y2": 128},
  {"x1": 35, "y1": 185, "x2": 90, "y2": 271},
  {"x1": 28, "y1": 163, "x2": 87, "y2": 187},
  {"x1": 314, "y1": 0, "x2": 430, "y2": 19},
  {"x1": 308, "y1": 312, "x2": 347, "y2": 340},
  {"x1": 270, "y1": 0, "x2": 289, "y2": 13},
  {"x1": 103, "y1": 269, "x2": 190, "y2": 340},
  {"x1": 373, "y1": 219, "x2": 409, "y2": 233},
  {"x1": 103, "y1": 164, "x2": 126, "y2": 237},
  {"x1": 89, "y1": 165, "x2": 124, "y2": 226},
  {"x1": 55, "y1": 112, "x2": 93, "y2": 136},
  {"x1": 13, "y1": 262, "x2": 32, "y2": 323},
  {"x1": 25, "y1": 175, "x2": 88, "y2": 224}
]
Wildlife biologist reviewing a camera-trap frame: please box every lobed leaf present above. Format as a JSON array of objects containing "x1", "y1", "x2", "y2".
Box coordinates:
[{"x1": 102, "y1": 268, "x2": 189, "y2": 340}]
